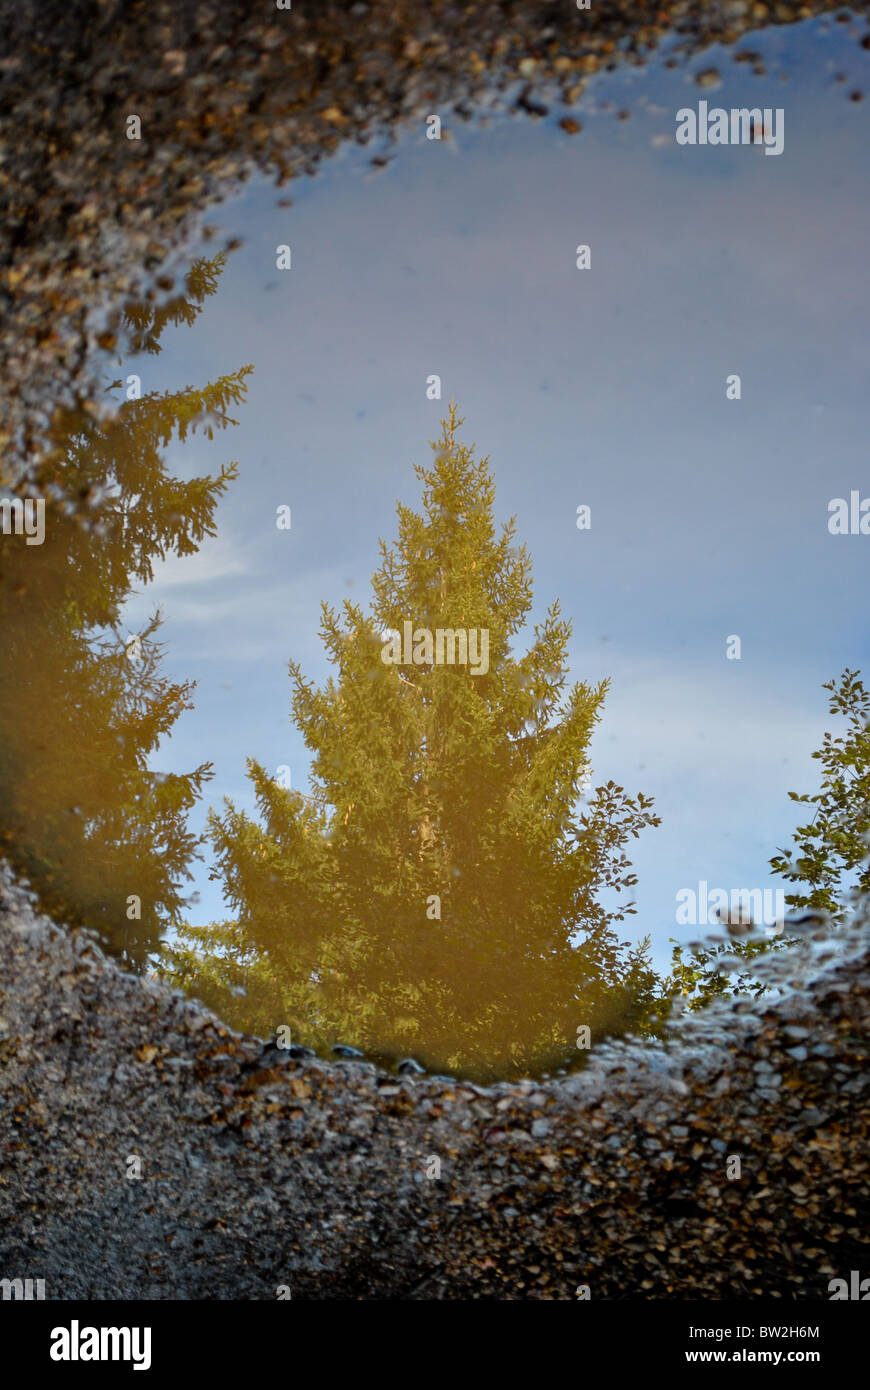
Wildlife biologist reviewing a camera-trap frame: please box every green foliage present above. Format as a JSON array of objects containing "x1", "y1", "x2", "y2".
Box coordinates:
[
  {"x1": 175, "y1": 405, "x2": 661, "y2": 1078},
  {"x1": 665, "y1": 934, "x2": 791, "y2": 1014},
  {"x1": 160, "y1": 919, "x2": 286, "y2": 1037},
  {"x1": 667, "y1": 667, "x2": 870, "y2": 1012},
  {"x1": 770, "y1": 668, "x2": 870, "y2": 919},
  {"x1": 0, "y1": 255, "x2": 251, "y2": 964}
]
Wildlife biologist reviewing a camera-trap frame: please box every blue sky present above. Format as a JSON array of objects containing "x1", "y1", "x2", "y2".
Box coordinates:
[{"x1": 121, "y1": 13, "x2": 870, "y2": 970}]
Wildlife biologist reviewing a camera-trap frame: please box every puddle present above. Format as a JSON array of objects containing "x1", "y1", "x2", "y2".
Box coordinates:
[{"x1": 1, "y1": 12, "x2": 869, "y2": 1079}]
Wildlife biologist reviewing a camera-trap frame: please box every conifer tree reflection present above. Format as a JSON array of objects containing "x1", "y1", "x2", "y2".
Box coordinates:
[
  {"x1": 0, "y1": 254, "x2": 251, "y2": 964},
  {"x1": 169, "y1": 406, "x2": 662, "y2": 1078}
]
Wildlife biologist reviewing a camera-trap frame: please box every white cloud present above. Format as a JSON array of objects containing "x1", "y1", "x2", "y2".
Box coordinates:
[{"x1": 139, "y1": 532, "x2": 248, "y2": 592}]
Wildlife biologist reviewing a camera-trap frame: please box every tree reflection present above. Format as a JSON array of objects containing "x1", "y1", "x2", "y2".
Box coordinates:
[{"x1": 0, "y1": 253, "x2": 251, "y2": 964}]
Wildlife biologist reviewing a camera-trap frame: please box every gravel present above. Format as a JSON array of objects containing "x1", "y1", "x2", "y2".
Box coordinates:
[{"x1": 1, "y1": 861, "x2": 868, "y2": 1299}]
